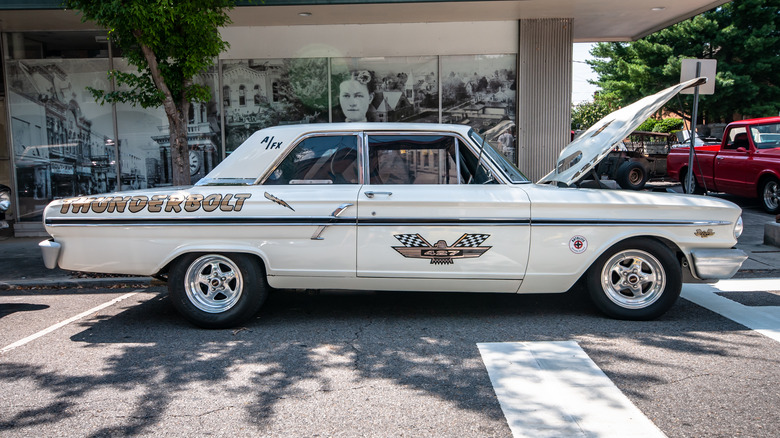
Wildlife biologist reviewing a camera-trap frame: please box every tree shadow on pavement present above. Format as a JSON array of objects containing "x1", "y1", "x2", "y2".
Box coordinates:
[{"x1": 0, "y1": 287, "x2": 774, "y2": 437}]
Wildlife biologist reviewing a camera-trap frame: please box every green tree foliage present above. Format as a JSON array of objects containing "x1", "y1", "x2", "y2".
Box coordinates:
[
  {"x1": 571, "y1": 92, "x2": 620, "y2": 130},
  {"x1": 588, "y1": 0, "x2": 780, "y2": 123},
  {"x1": 637, "y1": 118, "x2": 684, "y2": 133},
  {"x1": 64, "y1": 0, "x2": 234, "y2": 186}
]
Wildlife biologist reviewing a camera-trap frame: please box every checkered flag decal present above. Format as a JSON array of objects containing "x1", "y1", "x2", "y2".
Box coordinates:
[
  {"x1": 394, "y1": 234, "x2": 432, "y2": 247},
  {"x1": 453, "y1": 234, "x2": 490, "y2": 247}
]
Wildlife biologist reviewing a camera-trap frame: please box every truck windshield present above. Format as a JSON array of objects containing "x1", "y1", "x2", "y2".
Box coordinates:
[{"x1": 750, "y1": 122, "x2": 780, "y2": 150}]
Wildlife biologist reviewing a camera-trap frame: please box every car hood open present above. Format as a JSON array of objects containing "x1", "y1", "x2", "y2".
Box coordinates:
[{"x1": 538, "y1": 77, "x2": 707, "y2": 186}]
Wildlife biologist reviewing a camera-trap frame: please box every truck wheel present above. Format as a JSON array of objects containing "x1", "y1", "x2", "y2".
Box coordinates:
[
  {"x1": 586, "y1": 238, "x2": 681, "y2": 320},
  {"x1": 168, "y1": 253, "x2": 268, "y2": 329},
  {"x1": 616, "y1": 161, "x2": 648, "y2": 190},
  {"x1": 760, "y1": 177, "x2": 780, "y2": 214},
  {"x1": 680, "y1": 169, "x2": 705, "y2": 195}
]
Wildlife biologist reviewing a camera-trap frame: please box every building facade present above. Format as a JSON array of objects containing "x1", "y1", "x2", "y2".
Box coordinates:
[{"x1": 0, "y1": 0, "x2": 729, "y2": 235}]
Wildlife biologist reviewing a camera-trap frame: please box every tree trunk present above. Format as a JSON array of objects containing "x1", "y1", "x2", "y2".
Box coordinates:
[
  {"x1": 169, "y1": 113, "x2": 190, "y2": 186},
  {"x1": 134, "y1": 31, "x2": 192, "y2": 186}
]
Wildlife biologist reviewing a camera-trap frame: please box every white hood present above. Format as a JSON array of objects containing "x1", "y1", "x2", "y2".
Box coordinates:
[{"x1": 538, "y1": 77, "x2": 707, "y2": 186}]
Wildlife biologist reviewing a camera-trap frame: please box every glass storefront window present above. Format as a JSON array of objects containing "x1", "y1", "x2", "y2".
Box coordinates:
[
  {"x1": 330, "y1": 56, "x2": 439, "y2": 124},
  {"x1": 222, "y1": 58, "x2": 329, "y2": 154},
  {"x1": 4, "y1": 33, "x2": 517, "y2": 224},
  {"x1": 442, "y1": 54, "x2": 517, "y2": 163},
  {"x1": 113, "y1": 60, "x2": 221, "y2": 187},
  {"x1": 7, "y1": 56, "x2": 112, "y2": 221}
]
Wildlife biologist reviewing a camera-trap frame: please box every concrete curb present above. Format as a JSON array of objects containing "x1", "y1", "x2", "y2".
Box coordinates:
[
  {"x1": 0, "y1": 277, "x2": 152, "y2": 290},
  {"x1": 765, "y1": 222, "x2": 780, "y2": 247}
]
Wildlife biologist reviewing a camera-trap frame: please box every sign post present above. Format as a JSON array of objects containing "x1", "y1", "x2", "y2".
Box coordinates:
[{"x1": 680, "y1": 59, "x2": 717, "y2": 194}]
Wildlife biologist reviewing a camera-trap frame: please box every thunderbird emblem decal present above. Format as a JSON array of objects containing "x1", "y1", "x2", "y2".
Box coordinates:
[{"x1": 392, "y1": 233, "x2": 491, "y2": 265}]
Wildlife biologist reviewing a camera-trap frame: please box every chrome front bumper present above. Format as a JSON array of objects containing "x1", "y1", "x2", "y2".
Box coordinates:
[
  {"x1": 39, "y1": 239, "x2": 61, "y2": 270},
  {"x1": 689, "y1": 248, "x2": 748, "y2": 280}
]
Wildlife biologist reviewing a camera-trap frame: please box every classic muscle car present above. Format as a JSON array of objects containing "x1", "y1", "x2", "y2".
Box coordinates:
[{"x1": 40, "y1": 78, "x2": 747, "y2": 328}]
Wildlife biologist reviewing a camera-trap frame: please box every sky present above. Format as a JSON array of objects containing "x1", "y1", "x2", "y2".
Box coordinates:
[{"x1": 572, "y1": 43, "x2": 599, "y2": 104}]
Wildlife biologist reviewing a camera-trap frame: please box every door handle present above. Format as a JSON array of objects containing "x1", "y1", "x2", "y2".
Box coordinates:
[
  {"x1": 311, "y1": 203, "x2": 353, "y2": 240},
  {"x1": 364, "y1": 191, "x2": 393, "y2": 198}
]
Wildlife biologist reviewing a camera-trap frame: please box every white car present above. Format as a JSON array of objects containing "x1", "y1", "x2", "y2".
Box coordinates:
[{"x1": 40, "y1": 78, "x2": 747, "y2": 328}]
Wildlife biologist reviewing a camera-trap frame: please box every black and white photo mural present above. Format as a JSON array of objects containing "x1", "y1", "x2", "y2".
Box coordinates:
[
  {"x1": 330, "y1": 56, "x2": 439, "y2": 124},
  {"x1": 442, "y1": 55, "x2": 517, "y2": 162},
  {"x1": 221, "y1": 58, "x2": 329, "y2": 154}
]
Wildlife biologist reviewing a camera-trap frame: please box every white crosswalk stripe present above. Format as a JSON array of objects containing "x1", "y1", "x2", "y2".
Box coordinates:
[
  {"x1": 682, "y1": 278, "x2": 780, "y2": 343},
  {"x1": 478, "y1": 341, "x2": 667, "y2": 438}
]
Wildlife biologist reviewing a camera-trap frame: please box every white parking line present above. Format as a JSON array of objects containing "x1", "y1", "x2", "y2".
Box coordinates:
[
  {"x1": 682, "y1": 278, "x2": 780, "y2": 344},
  {"x1": 478, "y1": 341, "x2": 666, "y2": 438},
  {"x1": 0, "y1": 292, "x2": 138, "y2": 355}
]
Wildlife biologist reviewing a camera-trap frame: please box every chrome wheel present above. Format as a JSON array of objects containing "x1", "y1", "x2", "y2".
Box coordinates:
[
  {"x1": 761, "y1": 179, "x2": 779, "y2": 213},
  {"x1": 599, "y1": 249, "x2": 665, "y2": 309},
  {"x1": 185, "y1": 254, "x2": 244, "y2": 314}
]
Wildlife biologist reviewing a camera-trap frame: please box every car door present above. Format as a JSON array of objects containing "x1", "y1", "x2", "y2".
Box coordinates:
[
  {"x1": 356, "y1": 132, "x2": 530, "y2": 289},
  {"x1": 259, "y1": 132, "x2": 361, "y2": 278},
  {"x1": 714, "y1": 126, "x2": 754, "y2": 196}
]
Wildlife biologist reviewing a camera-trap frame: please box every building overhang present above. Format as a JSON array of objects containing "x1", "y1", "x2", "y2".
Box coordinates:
[{"x1": 0, "y1": 0, "x2": 730, "y2": 41}]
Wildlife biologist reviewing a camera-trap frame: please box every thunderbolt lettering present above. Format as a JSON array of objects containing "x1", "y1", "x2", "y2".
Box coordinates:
[{"x1": 58, "y1": 193, "x2": 252, "y2": 215}]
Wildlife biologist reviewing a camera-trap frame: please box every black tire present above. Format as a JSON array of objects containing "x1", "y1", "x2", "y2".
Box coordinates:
[
  {"x1": 616, "y1": 161, "x2": 648, "y2": 190},
  {"x1": 680, "y1": 169, "x2": 705, "y2": 194},
  {"x1": 759, "y1": 177, "x2": 780, "y2": 214},
  {"x1": 168, "y1": 253, "x2": 268, "y2": 329},
  {"x1": 586, "y1": 238, "x2": 681, "y2": 320}
]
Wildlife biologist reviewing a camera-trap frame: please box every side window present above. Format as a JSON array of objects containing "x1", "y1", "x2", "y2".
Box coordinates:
[
  {"x1": 458, "y1": 141, "x2": 498, "y2": 184},
  {"x1": 368, "y1": 135, "x2": 459, "y2": 184},
  {"x1": 264, "y1": 135, "x2": 359, "y2": 185},
  {"x1": 724, "y1": 127, "x2": 748, "y2": 150}
]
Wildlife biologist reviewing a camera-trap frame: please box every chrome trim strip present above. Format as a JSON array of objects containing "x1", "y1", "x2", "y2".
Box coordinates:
[
  {"x1": 531, "y1": 219, "x2": 732, "y2": 227},
  {"x1": 45, "y1": 216, "x2": 531, "y2": 227},
  {"x1": 45, "y1": 216, "x2": 729, "y2": 228}
]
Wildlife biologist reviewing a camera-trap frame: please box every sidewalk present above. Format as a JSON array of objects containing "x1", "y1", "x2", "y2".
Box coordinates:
[{"x1": 1, "y1": 206, "x2": 778, "y2": 289}]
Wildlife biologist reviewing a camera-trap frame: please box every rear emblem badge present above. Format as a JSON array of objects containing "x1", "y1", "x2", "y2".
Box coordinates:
[
  {"x1": 393, "y1": 233, "x2": 491, "y2": 265},
  {"x1": 569, "y1": 235, "x2": 588, "y2": 254}
]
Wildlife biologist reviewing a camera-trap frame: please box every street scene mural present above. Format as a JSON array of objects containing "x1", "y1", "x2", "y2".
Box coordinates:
[
  {"x1": 442, "y1": 54, "x2": 517, "y2": 162},
  {"x1": 330, "y1": 56, "x2": 439, "y2": 124},
  {"x1": 222, "y1": 58, "x2": 329, "y2": 153},
  {"x1": 7, "y1": 58, "x2": 221, "y2": 221},
  {"x1": 7, "y1": 54, "x2": 516, "y2": 222}
]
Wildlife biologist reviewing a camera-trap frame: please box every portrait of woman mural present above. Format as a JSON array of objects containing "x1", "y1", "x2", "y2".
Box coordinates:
[{"x1": 335, "y1": 70, "x2": 377, "y2": 122}]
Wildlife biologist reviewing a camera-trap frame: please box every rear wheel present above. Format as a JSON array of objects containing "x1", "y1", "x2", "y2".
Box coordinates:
[
  {"x1": 168, "y1": 253, "x2": 267, "y2": 329},
  {"x1": 586, "y1": 238, "x2": 681, "y2": 320},
  {"x1": 680, "y1": 169, "x2": 704, "y2": 194},
  {"x1": 760, "y1": 177, "x2": 780, "y2": 214},
  {"x1": 616, "y1": 161, "x2": 648, "y2": 190}
]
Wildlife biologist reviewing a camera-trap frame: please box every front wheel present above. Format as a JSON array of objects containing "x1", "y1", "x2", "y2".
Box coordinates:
[
  {"x1": 168, "y1": 253, "x2": 268, "y2": 329},
  {"x1": 760, "y1": 177, "x2": 780, "y2": 214},
  {"x1": 586, "y1": 238, "x2": 681, "y2": 320}
]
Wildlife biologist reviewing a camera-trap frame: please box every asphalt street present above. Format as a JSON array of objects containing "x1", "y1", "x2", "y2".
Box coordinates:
[{"x1": 0, "y1": 190, "x2": 778, "y2": 437}]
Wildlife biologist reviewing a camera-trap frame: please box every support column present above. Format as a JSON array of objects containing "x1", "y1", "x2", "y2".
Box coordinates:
[{"x1": 517, "y1": 19, "x2": 573, "y2": 182}]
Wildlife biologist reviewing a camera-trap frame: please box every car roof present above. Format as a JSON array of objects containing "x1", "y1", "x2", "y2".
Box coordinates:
[
  {"x1": 727, "y1": 116, "x2": 780, "y2": 126},
  {"x1": 203, "y1": 123, "x2": 477, "y2": 181}
]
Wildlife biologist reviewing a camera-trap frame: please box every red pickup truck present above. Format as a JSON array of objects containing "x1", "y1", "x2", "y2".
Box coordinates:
[{"x1": 667, "y1": 116, "x2": 780, "y2": 213}]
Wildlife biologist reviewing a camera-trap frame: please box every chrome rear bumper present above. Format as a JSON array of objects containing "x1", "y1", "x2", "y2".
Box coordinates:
[{"x1": 689, "y1": 248, "x2": 748, "y2": 280}]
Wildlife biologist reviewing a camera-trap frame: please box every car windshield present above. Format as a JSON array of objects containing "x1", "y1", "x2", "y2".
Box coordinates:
[
  {"x1": 750, "y1": 122, "x2": 780, "y2": 150},
  {"x1": 468, "y1": 130, "x2": 529, "y2": 183}
]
